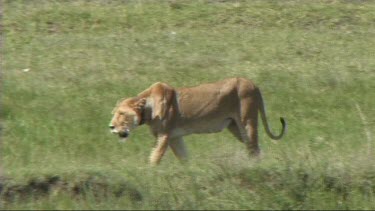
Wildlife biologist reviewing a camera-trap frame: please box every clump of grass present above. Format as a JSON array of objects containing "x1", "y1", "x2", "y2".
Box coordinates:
[{"x1": 237, "y1": 157, "x2": 375, "y2": 210}]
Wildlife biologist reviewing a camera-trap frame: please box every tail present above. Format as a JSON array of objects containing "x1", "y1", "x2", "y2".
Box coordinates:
[{"x1": 256, "y1": 88, "x2": 287, "y2": 140}]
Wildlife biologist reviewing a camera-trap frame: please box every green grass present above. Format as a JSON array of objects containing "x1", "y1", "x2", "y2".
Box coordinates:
[{"x1": 2, "y1": 0, "x2": 375, "y2": 209}]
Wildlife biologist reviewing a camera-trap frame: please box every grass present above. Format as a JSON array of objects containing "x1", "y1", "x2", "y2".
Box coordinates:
[{"x1": 1, "y1": 0, "x2": 375, "y2": 209}]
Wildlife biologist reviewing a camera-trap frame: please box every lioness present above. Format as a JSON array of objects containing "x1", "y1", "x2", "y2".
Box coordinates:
[{"x1": 109, "y1": 78, "x2": 286, "y2": 165}]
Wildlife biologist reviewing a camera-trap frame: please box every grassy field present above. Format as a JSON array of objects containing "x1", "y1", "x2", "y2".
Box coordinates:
[{"x1": 1, "y1": 0, "x2": 375, "y2": 209}]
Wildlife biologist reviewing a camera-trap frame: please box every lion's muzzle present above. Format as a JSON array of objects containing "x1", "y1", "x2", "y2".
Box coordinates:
[
  {"x1": 118, "y1": 130, "x2": 129, "y2": 138},
  {"x1": 109, "y1": 125, "x2": 130, "y2": 139}
]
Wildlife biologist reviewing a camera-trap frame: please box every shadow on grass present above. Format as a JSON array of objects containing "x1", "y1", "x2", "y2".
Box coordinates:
[{"x1": 0, "y1": 172, "x2": 142, "y2": 203}]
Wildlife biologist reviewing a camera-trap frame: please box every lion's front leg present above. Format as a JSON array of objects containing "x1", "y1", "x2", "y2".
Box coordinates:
[
  {"x1": 149, "y1": 134, "x2": 169, "y2": 166},
  {"x1": 169, "y1": 137, "x2": 188, "y2": 162}
]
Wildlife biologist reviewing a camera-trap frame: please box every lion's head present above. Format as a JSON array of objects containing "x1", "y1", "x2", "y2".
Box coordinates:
[{"x1": 109, "y1": 97, "x2": 146, "y2": 142}]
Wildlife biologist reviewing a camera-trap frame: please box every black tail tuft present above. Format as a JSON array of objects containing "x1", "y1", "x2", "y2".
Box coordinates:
[
  {"x1": 280, "y1": 117, "x2": 285, "y2": 126},
  {"x1": 279, "y1": 117, "x2": 287, "y2": 138}
]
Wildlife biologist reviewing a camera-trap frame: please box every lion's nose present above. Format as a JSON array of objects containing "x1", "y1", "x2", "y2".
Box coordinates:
[
  {"x1": 109, "y1": 125, "x2": 115, "y2": 130},
  {"x1": 119, "y1": 131, "x2": 129, "y2": 138}
]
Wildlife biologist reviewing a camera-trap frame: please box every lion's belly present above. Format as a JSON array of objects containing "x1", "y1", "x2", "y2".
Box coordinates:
[{"x1": 170, "y1": 118, "x2": 232, "y2": 138}]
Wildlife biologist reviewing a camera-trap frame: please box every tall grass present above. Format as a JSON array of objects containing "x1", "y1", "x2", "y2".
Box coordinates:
[{"x1": 2, "y1": 0, "x2": 375, "y2": 209}]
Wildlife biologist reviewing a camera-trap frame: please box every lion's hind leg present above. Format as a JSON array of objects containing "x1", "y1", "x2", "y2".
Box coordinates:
[
  {"x1": 227, "y1": 121, "x2": 243, "y2": 143},
  {"x1": 229, "y1": 119, "x2": 260, "y2": 157},
  {"x1": 244, "y1": 118, "x2": 260, "y2": 157},
  {"x1": 237, "y1": 95, "x2": 261, "y2": 157}
]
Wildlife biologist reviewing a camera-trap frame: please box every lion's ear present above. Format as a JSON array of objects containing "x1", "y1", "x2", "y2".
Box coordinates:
[
  {"x1": 135, "y1": 98, "x2": 146, "y2": 111},
  {"x1": 150, "y1": 83, "x2": 175, "y2": 121}
]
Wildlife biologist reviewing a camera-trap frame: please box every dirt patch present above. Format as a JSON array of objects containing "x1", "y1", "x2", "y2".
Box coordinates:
[{"x1": 0, "y1": 173, "x2": 142, "y2": 203}]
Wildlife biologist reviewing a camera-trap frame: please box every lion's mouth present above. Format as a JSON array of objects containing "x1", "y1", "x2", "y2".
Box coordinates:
[{"x1": 118, "y1": 131, "x2": 129, "y2": 138}]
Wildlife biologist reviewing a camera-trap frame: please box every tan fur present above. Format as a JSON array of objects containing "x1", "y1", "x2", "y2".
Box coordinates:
[{"x1": 109, "y1": 78, "x2": 287, "y2": 165}]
